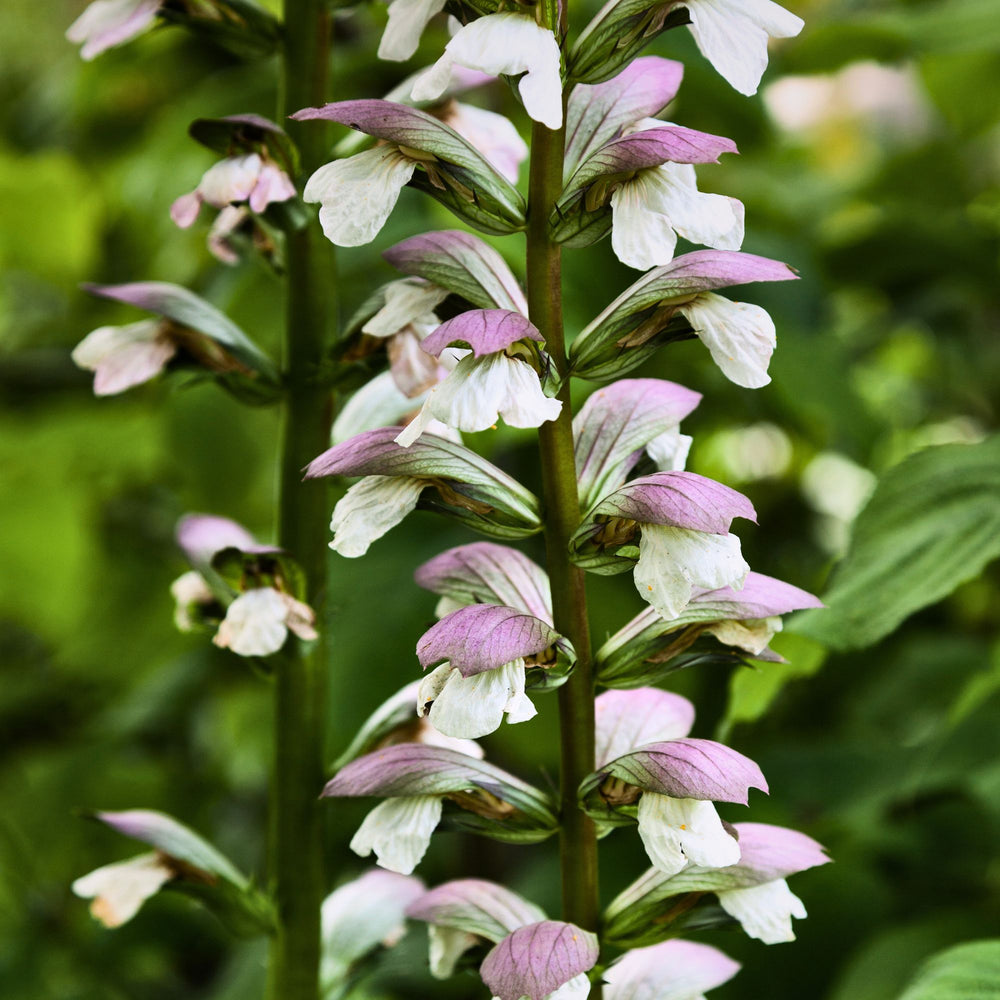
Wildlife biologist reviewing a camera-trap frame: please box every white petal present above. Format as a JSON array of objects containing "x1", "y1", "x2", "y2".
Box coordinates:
[
  {"x1": 197, "y1": 154, "x2": 262, "y2": 208},
  {"x1": 170, "y1": 191, "x2": 202, "y2": 228},
  {"x1": 546, "y1": 973, "x2": 592, "y2": 1000},
  {"x1": 686, "y1": 0, "x2": 804, "y2": 96},
  {"x1": 363, "y1": 279, "x2": 448, "y2": 337},
  {"x1": 170, "y1": 570, "x2": 214, "y2": 631},
  {"x1": 349, "y1": 796, "x2": 443, "y2": 874},
  {"x1": 429, "y1": 925, "x2": 481, "y2": 979},
  {"x1": 646, "y1": 429, "x2": 693, "y2": 472},
  {"x1": 635, "y1": 526, "x2": 749, "y2": 620},
  {"x1": 610, "y1": 175, "x2": 679, "y2": 271},
  {"x1": 280, "y1": 592, "x2": 319, "y2": 641},
  {"x1": 442, "y1": 102, "x2": 528, "y2": 183},
  {"x1": 426, "y1": 660, "x2": 535, "y2": 738},
  {"x1": 411, "y1": 14, "x2": 562, "y2": 128},
  {"x1": 72, "y1": 852, "x2": 172, "y2": 927},
  {"x1": 637, "y1": 794, "x2": 741, "y2": 875},
  {"x1": 389, "y1": 329, "x2": 445, "y2": 398},
  {"x1": 71, "y1": 320, "x2": 176, "y2": 396},
  {"x1": 304, "y1": 147, "x2": 416, "y2": 247},
  {"x1": 330, "y1": 475, "x2": 425, "y2": 556},
  {"x1": 717, "y1": 879, "x2": 807, "y2": 943},
  {"x1": 379, "y1": 0, "x2": 446, "y2": 60},
  {"x1": 332, "y1": 371, "x2": 422, "y2": 442},
  {"x1": 403, "y1": 354, "x2": 560, "y2": 443},
  {"x1": 213, "y1": 587, "x2": 289, "y2": 656},
  {"x1": 705, "y1": 616, "x2": 781, "y2": 655},
  {"x1": 646, "y1": 163, "x2": 744, "y2": 251},
  {"x1": 679, "y1": 292, "x2": 776, "y2": 388},
  {"x1": 206, "y1": 205, "x2": 249, "y2": 265},
  {"x1": 248, "y1": 161, "x2": 296, "y2": 213},
  {"x1": 66, "y1": 0, "x2": 159, "y2": 59}
]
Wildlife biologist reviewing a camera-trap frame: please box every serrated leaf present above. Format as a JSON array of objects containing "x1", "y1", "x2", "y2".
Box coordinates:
[{"x1": 795, "y1": 437, "x2": 1000, "y2": 651}]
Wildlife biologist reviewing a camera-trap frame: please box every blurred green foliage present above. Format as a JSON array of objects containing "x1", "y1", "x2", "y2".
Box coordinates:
[{"x1": 1, "y1": 0, "x2": 998, "y2": 998}]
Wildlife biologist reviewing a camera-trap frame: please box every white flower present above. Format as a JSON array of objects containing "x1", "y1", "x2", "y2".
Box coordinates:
[
  {"x1": 417, "y1": 659, "x2": 537, "y2": 739},
  {"x1": 170, "y1": 570, "x2": 214, "y2": 631},
  {"x1": 206, "y1": 205, "x2": 249, "y2": 265},
  {"x1": 636, "y1": 793, "x2": 742, "y2": 875},
  {"x1": 411, "y1": 13, "x2": 563, "y2": 130},
  {"x1": 634, "y1": 525, "x2": 749, "y2": 620},
  {"x1": 72, "y1": 319, "x2": 176, "y2": 396},
  {"x1": 330, "y1": 476, "x2": 427, "y2": 557},
  {"x1": 363, "y1": 279, "x2": 448, "y2": 338},
  {"x1": 438, "y1": 101, "x2": 528, "y2": 183},
  {"x1": 378, "y1": 0, "x2": 446, "y2": 60},
  {"x1": 66, "y1": 0, "x2": 159, "y2": 60},
  {"x1": 543, "y1": 974, "x2": 593, "y2": 1000},
  {"x1": 72, "y1": 852, "x2": 173, "y2": 927},
  {"x1": 304, "y1": 145, "x2": 416, "y2": 247},
  {"x1": 212, "y1": 587, "x2": 318, "y2": 656},
  {"x1": 683, "y1": 0, "x2": 804, "y2": 96},
  {"x1": 646, "y1": 428, "x2": 693, "y2": 471},
  {"x1": 677, "y1": 292, "x2": 777, "y2": 388},
  {"x1": 429, "y1": 925, "x2": 481, "y2": 978},
  {"x1": 610, "y1": 121, "x2": 745, "y2": 271},
  {"x1": 331, "y1": 372, "x2": 461, "y2": 442},
  {"x1": 717, "y1": 878, "x2": 807, "y2": 942},
  {"x1": 349, "y1": 795, "x2": 443, "y2": 874},
  {"x1": 394, "y1": 353, "x2": 562, "y2": 447},
  {"x1": 170, "y1": 153, "x2": 296, "y2": 229}
]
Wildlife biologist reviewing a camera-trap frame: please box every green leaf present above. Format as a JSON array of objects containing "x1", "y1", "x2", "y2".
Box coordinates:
[
  {"x1": 796, "y1": 437, "x2": 1000, "y2": 651},
  {"x1": 898, "y1": 940, "x2": 1000, "y2": 1000}
]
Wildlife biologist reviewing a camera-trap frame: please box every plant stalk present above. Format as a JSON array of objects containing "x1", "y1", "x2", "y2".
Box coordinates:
[
  {"x1": 527, "y1": 110, "x2": 601, "y2": 982},
  {"x1": 268, "y1": 3, "x2": 336, "y2": 999}
]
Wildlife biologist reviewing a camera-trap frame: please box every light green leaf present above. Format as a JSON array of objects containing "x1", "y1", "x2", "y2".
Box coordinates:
[
  {"x1": 796, "y1": 437, "x2": 1000, "y2": 651},
  {"x1": 898, "y1": 940, "x2": 1000, "y2": 1000}
]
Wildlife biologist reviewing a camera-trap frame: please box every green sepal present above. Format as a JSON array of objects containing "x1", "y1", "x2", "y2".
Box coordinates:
[{"x1": 568, "y1": 0, "x2": 690, "y2": 85}]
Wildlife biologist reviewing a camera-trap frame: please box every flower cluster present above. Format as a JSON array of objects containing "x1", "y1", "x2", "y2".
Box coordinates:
[{"x1": 68, "y1": 0, "x2": 819, "y2": 996}]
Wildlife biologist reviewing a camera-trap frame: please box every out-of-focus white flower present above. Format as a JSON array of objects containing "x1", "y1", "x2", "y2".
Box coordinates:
[
  {"x1": 378, "y1": 0, "x2": 446, "y2": 60},
  {"x1": 171, "y1": 153, "x2": 295, "y2": 229},
  {"x1": 412, "y1": 14, "x2": 563, "y2": 129},
  {"x1": 170, "y1": 570, "x2": 214, "y2": 631},
  {"x1": 212, "y1": 587, "x2": 318, "y2": 657},
  {"x1": 72, "y1": 852, "x2": 173, "y2": 927},
  {"x1": 437, "y1": 101, "x2": 528, "y2": 183},
  {"x1": 72, "y1": 319, "x2": 176, "y2": 396},
  {"x1": 66, "y1": 0, "x2": 159, "y2": 60}
]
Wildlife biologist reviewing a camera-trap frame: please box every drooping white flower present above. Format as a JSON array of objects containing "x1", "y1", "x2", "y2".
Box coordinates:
[
  {"x1": 66, "y1": 0, "x2": 159, "y2": 60},
  {"x1": 636, "y1": 793, "x2": 742, "y2": 875},
  {"x1": 676, "y1": 292, "x2": 776, "y2": 388},
  {"x1": 646, "y1": 427, "x2": 693, "y2": 471},
  {"x1": 72, "y1": 319, "x2": 176, "y2": 396},
  {"x1": 171, "y1": 153, "x2": 296, "y2": 229},
  {"x1": 430, "y1": 925, "x2": 481, "y2": 978},
  {"x1": 212, "y1": 587, "x2": 318, "y2": 656},
  {"x1": 329, "y1": 476, "x2": 427, "y2": 557},
  {"x1": 634, "y1": 525, "x2": 750, "y2": 620},
  {"x1": 610, "y1": 121, "x2": 745, "y2": 271},
  {"x1": 411, "y1": 13, "x2": 563, "y2": 130},
  {"x1": 705, "y1": 615, "x2": 782, "y2": 655},
  {"x1": 717, "y1": 878, "x2": 807, "y2": 942},
  {"x1": 683, "y1": 0, "x2": 804, "y2": 97},
  {"x1": 437, "y1": 101, "x2": 528, "y2": 184},
  {"x1": 349, "y1": 795, "x2": 444, "y2": 874},
  {"x1": 395, "y1": 352, "x2": 562, "y2": 447},
  {"x1": 303, "y1": 145, "x2": 417, "y2": 247},
  {"x1": 417, "y1": 659, "x2": 537, "y2": 739},
  {"x1": 378, "y1": 0, "x2": 446, "y2": 60},
  {"x1": 72, "y1": 852, "x2": 173, "y2": 927},
  {"x1": 364, "y1": 279, "x2": 449, "y2": 339}
]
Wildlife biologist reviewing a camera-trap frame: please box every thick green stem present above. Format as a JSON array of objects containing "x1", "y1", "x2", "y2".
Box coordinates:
[
  {"x1": 527, "y1": 109, "x2": 601, "y2": 956},
  {"x1": 268, "y1": 4, "x2": 336, "y2": 999}
]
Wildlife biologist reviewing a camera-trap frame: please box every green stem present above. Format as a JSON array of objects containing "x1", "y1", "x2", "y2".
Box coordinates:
[
  {"x1": 268, "y1": 4, "x2": 336, "y2": 999},
  {"x1": 527, "y1": 112, "x2": 601, "y2": 977}
]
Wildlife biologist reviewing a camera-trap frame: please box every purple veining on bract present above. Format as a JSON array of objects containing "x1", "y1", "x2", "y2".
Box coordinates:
[
  {"x1": 416, "y1": 604, "x2": 561, "y2": 676},
  {"x1": 480, "y1": 921, "x2": 599, "y2": 1000},
  {"x1": 421, "y1": 309, "x2": 542, "y2": 358}
]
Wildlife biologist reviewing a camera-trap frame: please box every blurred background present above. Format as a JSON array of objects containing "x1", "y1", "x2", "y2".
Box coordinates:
[{"x1": 2, "y1": 0, "x2": 998, "y2": 997}]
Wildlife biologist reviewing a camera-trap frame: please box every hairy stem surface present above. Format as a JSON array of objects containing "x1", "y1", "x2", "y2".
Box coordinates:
[
  {"x1": 269, "y1": 3, "x2": 336, "y2": 998},
  {"x1": 528, "y1": 105, "x2": 601, "y2": 986}
]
